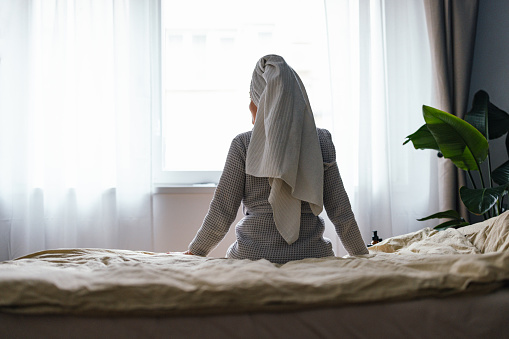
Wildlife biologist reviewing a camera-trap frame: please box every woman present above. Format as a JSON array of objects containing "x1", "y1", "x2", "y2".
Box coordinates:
[{"x1": 184, "y1": 55, "x2": 368, "y2": 264}]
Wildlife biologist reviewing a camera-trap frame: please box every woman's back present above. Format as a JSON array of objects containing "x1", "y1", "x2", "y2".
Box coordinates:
[{"x1": 189, "y1": 128, "x2": 367, "y2": 264}]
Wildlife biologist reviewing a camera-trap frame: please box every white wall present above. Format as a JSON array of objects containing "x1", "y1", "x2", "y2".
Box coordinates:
[{"x1": 153, "y1": 187, "x2": 239, "y2": 256}]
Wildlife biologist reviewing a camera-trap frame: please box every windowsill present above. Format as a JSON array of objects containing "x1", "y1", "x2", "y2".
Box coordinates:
[{"x1": 153, "y1": 184, "x2": 217, "y2": 194}]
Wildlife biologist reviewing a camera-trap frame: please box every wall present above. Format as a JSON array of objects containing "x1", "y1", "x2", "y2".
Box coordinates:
[
  {"x1": 153, "y1": 187, "x2": 238, "y2": 257},
  {"x1": 467, "y1": 0, "x2": 509, "y2": 220},
  {"x1": 469, "y1": 0, "x2": 509, "y2": 164}
]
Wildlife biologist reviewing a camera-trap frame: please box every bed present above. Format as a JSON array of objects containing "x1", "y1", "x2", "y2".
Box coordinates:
[{"x1": 1, "y1": 211, "x2": 509, "y2": 339}]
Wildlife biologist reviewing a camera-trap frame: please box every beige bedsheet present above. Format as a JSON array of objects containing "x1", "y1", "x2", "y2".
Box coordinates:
[{"x1": 1, "y1": 225, "x2": 508, "y2": 316}]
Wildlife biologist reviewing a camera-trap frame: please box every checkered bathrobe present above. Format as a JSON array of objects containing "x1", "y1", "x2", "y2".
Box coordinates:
[{"x1": 188, "y1": 128, "x2": 368, "y2": 264}]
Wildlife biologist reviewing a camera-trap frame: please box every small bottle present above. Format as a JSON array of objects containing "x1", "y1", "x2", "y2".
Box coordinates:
[{"x1": 371, "y1": 231, "x2": 382, "y2": 245}]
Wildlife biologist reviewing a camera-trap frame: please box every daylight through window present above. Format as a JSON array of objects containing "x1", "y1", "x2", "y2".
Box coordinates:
[{"x1": 157, "y1": 0, "x2": 332, "y2": 184}]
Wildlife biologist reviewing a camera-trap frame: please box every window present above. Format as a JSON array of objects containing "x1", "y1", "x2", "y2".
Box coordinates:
[{"x1": 153, "y1": 0, "x2": 333, "y2": 185}]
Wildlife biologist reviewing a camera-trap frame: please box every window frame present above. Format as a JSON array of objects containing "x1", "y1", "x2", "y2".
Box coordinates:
[{"x1": 153, "y1": 0, "x2": 332, "y2": 187}]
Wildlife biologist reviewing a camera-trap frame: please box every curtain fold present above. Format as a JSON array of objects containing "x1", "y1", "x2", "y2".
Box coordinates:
[
  {"x1": 423, "y1": 0, "x2": 479, "y2": 218},
  {"x1": 324, "y1": 0, "x2": 439, "y2": 248},
  {"x1": 0, "y1": 0, "x2": 158, "y2": 261}
]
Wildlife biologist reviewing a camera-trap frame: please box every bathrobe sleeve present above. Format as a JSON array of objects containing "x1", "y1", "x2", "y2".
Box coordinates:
[
  {"x1": 320, "y1": 129, "x2": 369, "y2": 256},
  {"x1": 188, "y1": 134, "x2": 246, "y2": 256}
]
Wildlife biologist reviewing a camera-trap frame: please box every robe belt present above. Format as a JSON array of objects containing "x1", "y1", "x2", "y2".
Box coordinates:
[{"x1": 245, "y1": 205, "x2": 315, "y2": 215}]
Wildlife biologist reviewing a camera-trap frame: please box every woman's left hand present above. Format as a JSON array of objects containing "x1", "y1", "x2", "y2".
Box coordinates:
[{"x1": 166, "y1": 250, "x2": 194, "y2": 255}]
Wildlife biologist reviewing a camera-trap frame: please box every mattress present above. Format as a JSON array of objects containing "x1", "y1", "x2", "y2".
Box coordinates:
[{"x1": 2, "y1": 289, "x2": 509, "y2": 339}]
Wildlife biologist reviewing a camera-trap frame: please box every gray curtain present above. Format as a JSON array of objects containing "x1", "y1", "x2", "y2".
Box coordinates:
[{"x1": 423, "y1": 0, "x2": 479, "y2": 219}]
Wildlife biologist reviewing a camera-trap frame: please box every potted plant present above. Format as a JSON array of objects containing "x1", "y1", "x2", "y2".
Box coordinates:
[{"x1": 404, "y1": 90, "x2": 509, "y2": 230}]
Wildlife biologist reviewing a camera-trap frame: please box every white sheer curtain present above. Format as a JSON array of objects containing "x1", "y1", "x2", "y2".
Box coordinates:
[
  {"x1": 324, "y1": 0, "x2": 439, "y2": 247},
  {"x1": 0, "y1": 0, "x2": 441, "y2": 261},
  {"x1": 0, "y1": 0, "x2": 158, "y2": 261}
]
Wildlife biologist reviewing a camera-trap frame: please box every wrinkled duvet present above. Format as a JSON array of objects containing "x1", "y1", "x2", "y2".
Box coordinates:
[{"x1": 1, "y1": 226, "x2": 508, "y2": 316}]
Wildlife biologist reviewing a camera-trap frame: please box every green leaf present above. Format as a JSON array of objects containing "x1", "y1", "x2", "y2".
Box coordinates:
[
  {"x1": 417, "y1": 210, "x2": 469, "y2": 231},
  {"x1": 465, "y1": 90, "x2": 509, "y2": 140},
  {"x1": 416, "y1": 210, "x2": 463, "y2": 221},
  {"x1": 465, "y1": 90, "x2": 489, "y2": 138},
  {"x1": 403, "y1": 124, "x2": 440, "y2": 150},
  {"x1": 423, "y1": 105, "x2": 489, "y2": 171},
  {"x1": 459, "y1": 185, "x2": 509, "y2": 215},
  {"x1": 506, "y1": 133, "x2": 509, "y2": 158},
  {"x1": 434, "y1": 220, "x2": 470, "y2": 231},
  {"x1": 488, "y1": 101, "x2": 509, "y2": 139},
  {"x1": 492, "y1": 160, "x2": 509, "y2": 186}
]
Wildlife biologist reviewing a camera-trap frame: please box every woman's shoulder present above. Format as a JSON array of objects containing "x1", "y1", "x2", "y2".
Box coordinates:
[
  {"x1": 316, "y1": 127, "x2": 332, "y2": 141},
  {"x1": 235, "y1": 130, "x2": 253, "y2": 139},
  {"x1": 316, "y1": 128, "x2": 336, "y2": 162},
  {"x1": 233, "y1": 130, "x2": 252, "y2": 143},
  {"x1": 231, "y1": 130, "x2": 252, "y2": 151}
]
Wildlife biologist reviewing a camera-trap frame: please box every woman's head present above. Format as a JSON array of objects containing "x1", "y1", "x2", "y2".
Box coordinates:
[
  {"x1": 248, "y1": 54, "x2": 313, "y2": 125},
  {"x1": 249, "y1": 54, "x2": 287, "y2": 107}
]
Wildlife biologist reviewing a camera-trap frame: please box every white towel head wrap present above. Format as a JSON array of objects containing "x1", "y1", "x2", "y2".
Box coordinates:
[{"x1": 246, "y1": 55, "x2": 324, "y2": 245}]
